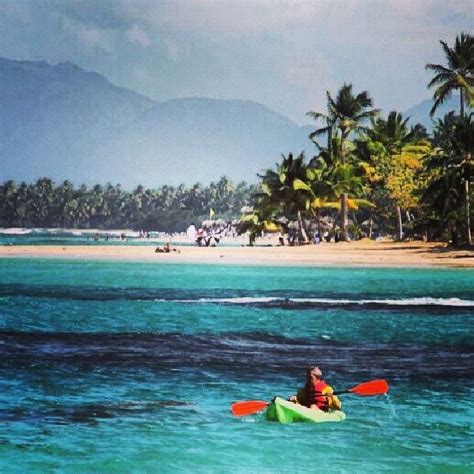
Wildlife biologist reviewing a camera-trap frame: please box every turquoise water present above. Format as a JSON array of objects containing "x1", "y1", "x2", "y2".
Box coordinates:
[
  {"x1": 0, "y1": 233, "x2": 172, "y2": 247},
  {"x1": 0, "y1": 233, "x2": 239, "y2": 247},
  {"x1": 0, "y1": 259, "x2": 473, "y2": 472}
]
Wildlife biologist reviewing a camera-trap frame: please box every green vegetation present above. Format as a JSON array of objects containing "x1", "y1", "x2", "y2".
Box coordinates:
[
  {"x1": 426, "y1": 32, "x2": 473, "y2": 117},
  {"x1": 0, "y1": 33, "x2": 472, "y2": 245},
  {"x1": 308, "y1": 84, "x2": 379, "y2": 240},
  {"x1": 0, "y1": 178, "x2": 256, "y2": 232},
  {"x1": 247, "y1": 32, "x2": 473, "y2": 246}
]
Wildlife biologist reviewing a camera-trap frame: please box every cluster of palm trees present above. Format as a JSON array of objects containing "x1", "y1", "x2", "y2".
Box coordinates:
[
  {"x1": 0, "y1": 177, "x2": 255, "y2": 232},
  {"x1": 244, "y1": 32, "x2": 473, "y2": 246}
]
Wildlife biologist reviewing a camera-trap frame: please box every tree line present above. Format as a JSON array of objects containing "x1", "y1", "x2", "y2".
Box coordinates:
[
  {"x1": 0, "y1": 177, "x2": 256, "y2": 232},
  {"x1": 240, "y1": 32, "x2": 473, "y2": 246}
]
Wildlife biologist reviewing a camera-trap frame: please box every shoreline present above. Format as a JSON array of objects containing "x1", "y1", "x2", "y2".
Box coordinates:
[{"x1": 1, "y1": 241, "x2": 473, "y2": 268}]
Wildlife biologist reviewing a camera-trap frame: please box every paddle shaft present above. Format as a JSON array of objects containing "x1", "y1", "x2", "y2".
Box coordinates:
[
  {"x1": 231, "y1": 379, "x2": 389, "y2": 416},
  {"x1": 318, "y1": 389, "x2": 385, "y2": 396}
]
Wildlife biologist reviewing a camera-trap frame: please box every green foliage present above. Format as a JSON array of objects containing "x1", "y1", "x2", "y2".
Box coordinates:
[
  {"x1": 0, "y1": 178, "x2": 256, "y2": 232},
  {"x1": 426, "y1": 32, "x2": 474, "y2": 117},
  {"x1": 258, "y1": 152, "x2": 313, "y2": 221},
  {"x1": 421, "y1": 112, "x2": 473, "y2": 243},
  {"x1": 307, "y1": 83, "x2": 379, "y2": 239}
]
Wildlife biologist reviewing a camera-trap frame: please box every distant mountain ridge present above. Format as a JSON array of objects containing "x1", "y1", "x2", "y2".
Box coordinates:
[
  {"x1": 0, "y1": 58, "x2": 312, "y2": 187},
  {"x1": 0, "y1": 57, "x2": 464, "y2": 188},
  {"x1": 405, "y1": 95, "x2": 461, "y2": 131}
]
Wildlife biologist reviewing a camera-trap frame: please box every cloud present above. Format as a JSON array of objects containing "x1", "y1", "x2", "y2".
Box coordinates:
[
  {"x1": 1, "y1": 0, "x2": 472, "y2": 124},
  {"x1": 63, "y1": 16, "x2": 115, "y2": 54},
  {"x1": 53, "y1": 1, "x2": 132, "y2": 30},
  {"x1": 126, "y1": 25, "x2": 151, "y2": 48},
  {"x1": 120, "y1": 0, "x2": 318, "y2": 36},
  {"x1": 164, "y1": 39, "x2": 179, "y2": 62}
]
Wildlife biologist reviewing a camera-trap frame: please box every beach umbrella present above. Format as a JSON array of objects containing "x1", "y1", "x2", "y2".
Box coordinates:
[{"x1": 263, "y1": 222, "x2": 282, "y2": 233}]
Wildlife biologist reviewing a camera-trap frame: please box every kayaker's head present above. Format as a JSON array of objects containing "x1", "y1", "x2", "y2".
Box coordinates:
[{"x1": 307, "y1": 366, "x2": 323, "y2": 381}]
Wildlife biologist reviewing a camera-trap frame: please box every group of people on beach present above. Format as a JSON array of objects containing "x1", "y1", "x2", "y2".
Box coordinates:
[{"x1": 186, "y1": 223, "x2": 230, "y2": 247}]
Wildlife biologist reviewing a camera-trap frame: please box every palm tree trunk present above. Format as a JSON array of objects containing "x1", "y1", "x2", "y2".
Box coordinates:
[
  {"x1": 438, "y1": 178, "x2": 452, "y2": 238},
  {"x1": 368, "y1": 215, "x2": 373, "y2": 239},
  {"x1": 340, "y1": 193, "x2": 348, "y2": 240},
  {"x1": 339, "y1": 129, "x2": 349, "y2": 242},
  {"x1": 396, "y1": 205, "x2": 403, "y2": 241},
  {"x1": 297, "y1": 211, "x2": 309, "y2": 243},
  {"x1": 312, "y1": 210, "x2": 323, "y2": 243},
  {"x1": 464, "y1": 171, "x2": 472, "y2": 245},
  {"x1": 460, "y1": 88, "x2": 465, "y2": 118},
  {"x1": 249, "y1": 232, "x2": 256, "y2": 247}
]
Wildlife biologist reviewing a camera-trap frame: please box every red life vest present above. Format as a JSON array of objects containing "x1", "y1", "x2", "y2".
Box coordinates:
[{"x1": 305, "y1": 379, "x2": 329, "y2": 411}]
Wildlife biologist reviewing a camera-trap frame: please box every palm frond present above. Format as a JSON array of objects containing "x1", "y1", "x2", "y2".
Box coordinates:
[
  {"x1": 425, "y1": 63, "x2": 453, "y2": 74},
  {"x1": 309, "y1": 126, "x2": 331, "y2": 139},
  {"x1": 430, "y1": 83, "x2": 454, "y2": 116},
  {"x1": 427, "y1": 73, "x2": 456, "y2": 88}
]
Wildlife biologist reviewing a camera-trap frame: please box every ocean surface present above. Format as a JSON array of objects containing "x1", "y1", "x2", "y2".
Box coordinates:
[
  {"x1": 0, "y1": 231, "x2": 243, "y2": 247},
  {"x1": 0, "y1": 232, "x2": 178, "y2": 247},
  {"x1": 0, "y1": 259, "x2": 472, "y2": 473}
]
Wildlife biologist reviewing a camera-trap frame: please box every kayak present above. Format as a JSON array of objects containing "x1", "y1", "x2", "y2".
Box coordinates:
[{"x1": 265, "y1": 397, "x2": 346, "y2": 423}]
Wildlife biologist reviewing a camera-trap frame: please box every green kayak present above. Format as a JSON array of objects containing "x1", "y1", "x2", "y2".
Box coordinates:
[{"x1": 265, "y1": 397, "x2": 346, "y2": 423}]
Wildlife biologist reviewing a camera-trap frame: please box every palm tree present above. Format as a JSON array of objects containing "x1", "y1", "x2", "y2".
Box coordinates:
[
  {"x1": 368, "y1": 111, "x2": 415, "y2": 153},
  {"x1": 259, "y1": 152, "x2": 312, "y2": 243},
  {"x1": 448, "y1": 113, "x2": 473, "y2": 245},
  {"x1": 426, "y1": 32, "x2": 474, "y2": 117},
  {"x1": 308, "y1": 84, "x2": 378, "y2": 240},
  {"x1": 357, "y1": 110, "x2": 432, "y2": 241},
  {"x1": 425, "y1": 112, "x2": 473, "y2": 245}
]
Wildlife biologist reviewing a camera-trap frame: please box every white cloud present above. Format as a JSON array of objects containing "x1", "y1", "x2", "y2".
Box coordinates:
[
  {"x1": 77, "y1": 27, "x2": 102, "y2": 45},
  {"x1": 121, "y1": 0, "x2": 318, "y2": 36},
  {"x1": 58, "y1": 14, "x2": 115, "y2": 54},
  {"x1": 2, "y1": 0, "x2": 472, "y2": 124},
  {"x1": 77, "y1": 26, "x2": 114, "y2": 53},
  {"x1": 164, "y1": 39, "x2": 179, "y2": 62},
  {"x1": 126, "y1": 24, "x2": 151, "y2": 48}
]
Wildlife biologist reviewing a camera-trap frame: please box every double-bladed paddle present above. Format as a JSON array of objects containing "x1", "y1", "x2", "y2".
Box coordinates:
[{"x1": 231, "y1": 379, "x2": 389, "y2": 417}]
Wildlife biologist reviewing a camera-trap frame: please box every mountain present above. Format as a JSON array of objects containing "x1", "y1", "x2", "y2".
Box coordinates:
[
  {"x1": 0, "y1": 58, "x2": 313, "y2": 187},
  {"x1": 0, "y1": 58, "x2": 154, "y2": 185},
  {"x1": 90, "y1": 98, "x2": 314, "y2": 186},
  {"x1": 404, "y1": 95, "x2": 461, "y2": 131}
]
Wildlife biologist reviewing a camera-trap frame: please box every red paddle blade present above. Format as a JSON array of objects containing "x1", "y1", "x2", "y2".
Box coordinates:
[
  {"x1": 350, "y1": 379, "x2": 389, "y2": 396},
  {"x1": 231, "y1": 400, "x2": 269, "y2": 417}
]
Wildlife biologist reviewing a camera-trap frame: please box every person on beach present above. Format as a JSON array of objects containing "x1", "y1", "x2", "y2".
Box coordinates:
[
  {"x1": 288, "y1": 366, "x2": 342, "y2": 411},
  {"x1": 186, "y1": 223, "x2": 197, "y2": 243},
  {"x1": 196, "y1": 228, "x2": 206, "y2": 246},
  {"x1": 155, "y1": 242, "x2": 180, "y2": 253}
]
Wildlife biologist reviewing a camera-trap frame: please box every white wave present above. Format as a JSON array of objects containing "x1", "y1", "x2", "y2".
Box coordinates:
[
  {"x1": 0, "y1": 228, "x2": 32, "y2": 235},
  {"x1": 162, "y1": 296, "x2": 474, "y2": 307},
  {"x1": 292, "y1": 297, "x2": 474, "y2": 307}
]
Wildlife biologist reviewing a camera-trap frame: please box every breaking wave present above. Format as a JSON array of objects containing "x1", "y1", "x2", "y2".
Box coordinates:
[{"x1": 174, "y1": 296, "x2": 474, "y2": 309}]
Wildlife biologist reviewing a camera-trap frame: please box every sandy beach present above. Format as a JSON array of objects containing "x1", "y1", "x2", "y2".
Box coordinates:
[{"x1": 1, "y1": 240, "x2": 473, "y2": 268}]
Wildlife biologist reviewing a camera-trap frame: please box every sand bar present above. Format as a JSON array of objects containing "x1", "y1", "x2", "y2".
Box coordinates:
[{"x1": 0, "y1": 241, "x2": 473, "y2": 268}]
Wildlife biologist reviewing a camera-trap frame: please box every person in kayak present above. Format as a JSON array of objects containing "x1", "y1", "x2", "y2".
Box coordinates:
[{"x1": 288, "y1": 366, "x2": 342, "y2": 411}]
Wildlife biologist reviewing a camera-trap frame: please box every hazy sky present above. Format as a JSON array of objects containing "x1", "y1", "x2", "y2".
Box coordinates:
[{"x1": 1, "y1": 0, "x2": 472, "y2": 124}]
